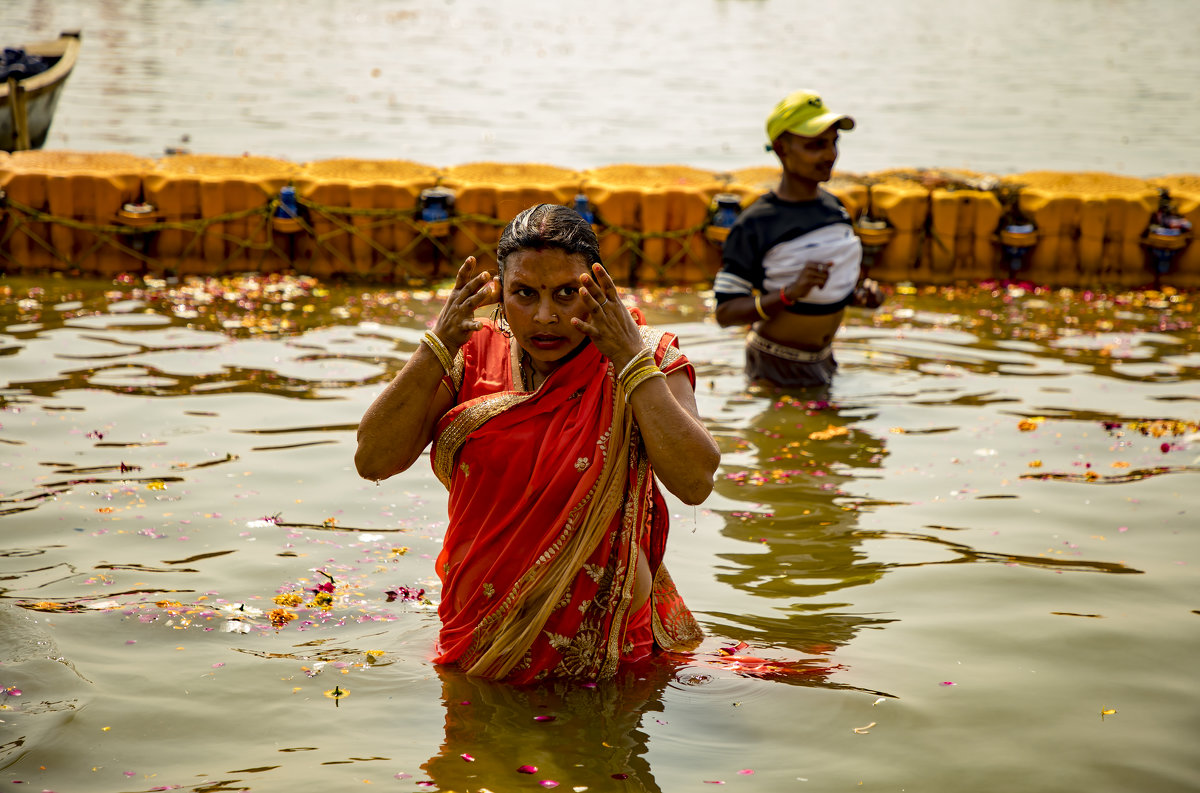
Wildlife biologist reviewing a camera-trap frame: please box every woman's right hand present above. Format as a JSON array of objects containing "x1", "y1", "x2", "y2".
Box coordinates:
[{"x1": 432, "y1": 256, "x2": 499, "y2": 352}]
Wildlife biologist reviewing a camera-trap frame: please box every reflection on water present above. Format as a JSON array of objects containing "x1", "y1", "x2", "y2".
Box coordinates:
[
  {"x1": 424, "y1": 664, "x2": 675, "y2": 793},
  {"x1": 1, "y1": 275, "x2": 1198, "y2": 791},
  {"x1": 711, "y1": 399, "x2": 894, "y2": 653}
]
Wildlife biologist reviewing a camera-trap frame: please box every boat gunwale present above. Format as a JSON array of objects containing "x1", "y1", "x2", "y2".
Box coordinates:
[{"x1": 0, "y1": 31, "x2": 81, "y2": 101}]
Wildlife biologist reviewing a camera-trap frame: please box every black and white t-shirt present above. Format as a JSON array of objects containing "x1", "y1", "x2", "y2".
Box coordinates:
[{"x1": 714, "y1": 190, "x2": 862, "y2": 315}]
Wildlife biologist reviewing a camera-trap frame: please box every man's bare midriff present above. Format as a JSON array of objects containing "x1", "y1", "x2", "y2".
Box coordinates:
[{"x1": 755, "y1": 308, "x2": 845, "y2": 351}]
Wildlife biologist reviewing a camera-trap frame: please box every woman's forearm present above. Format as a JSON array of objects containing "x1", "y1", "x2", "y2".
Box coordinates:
[
  {"x1": 354, "y1": 345, "x2": 452, "y2": 482},
  {"x1": 628, "y1": 372, "x2": 719, "y2": 505}
]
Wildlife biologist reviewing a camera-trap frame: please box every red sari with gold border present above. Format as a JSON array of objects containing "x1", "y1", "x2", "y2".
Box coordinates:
[{"x1": 430, "y1": 317, "x2": 702, "y2": 683}]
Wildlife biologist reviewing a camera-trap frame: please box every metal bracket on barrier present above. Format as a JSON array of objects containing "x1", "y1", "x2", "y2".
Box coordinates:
[
  {"x1": 115, "y1": 202, "x2": 160, "y2": 228},
  {"x1": 704, "y1": 193, "x2": 742, "y2": 244},
  {"x1": 418, "y1": 188, "x2": 455, "y2": 238}
]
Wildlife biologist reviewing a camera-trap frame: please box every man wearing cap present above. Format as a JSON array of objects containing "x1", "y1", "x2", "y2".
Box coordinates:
[{"x1": 714, "y1": 90, "x2": 881, "y2": 389}]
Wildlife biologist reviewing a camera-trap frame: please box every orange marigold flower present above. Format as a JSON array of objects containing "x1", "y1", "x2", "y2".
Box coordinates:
[
  {"x1": 273, "y1": 592, "x2": 303, "y2": 607},
  {"x1": 268, "y1": 608, "x2": 297, "y2": 628}
]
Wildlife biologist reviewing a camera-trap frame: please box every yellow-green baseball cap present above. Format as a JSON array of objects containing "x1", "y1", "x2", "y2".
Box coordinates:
[{"x1": 766, "y1": 90, "x2": 855, "y2": 143}]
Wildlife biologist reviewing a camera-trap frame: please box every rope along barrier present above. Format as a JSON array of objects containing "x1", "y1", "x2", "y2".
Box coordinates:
[{"x1": 0, "y1": 194, "x2": 720, "y2": 283}]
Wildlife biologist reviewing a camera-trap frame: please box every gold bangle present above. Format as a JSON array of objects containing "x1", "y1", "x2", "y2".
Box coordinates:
[
  {"x1": 624, "y1": 362, "x2": 662, "y2": 388},
  {"x1": 422, "y1": 331, "x2": 454, "y2": 375},
  {"x1": 620, "y1": 361, "x2": 659, "y2": 389},
  {"x1": 624, "y1": 369, "x2": 666, "y2": 402},
  {"x1": 754, "y1": 293, "x2": 770, "y2": 321},
  {"x1": 616, "y1": 348, "x2": 652, "y2": 382}
]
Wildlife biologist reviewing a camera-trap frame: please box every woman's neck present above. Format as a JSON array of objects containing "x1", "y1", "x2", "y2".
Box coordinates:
[{"x1": 520, "y1": 338, "x2": 591, "y2": 386}]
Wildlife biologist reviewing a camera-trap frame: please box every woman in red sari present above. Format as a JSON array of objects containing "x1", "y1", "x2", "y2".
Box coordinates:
[{"x1": 356, "y1": 203, "x2": 719, "y2": 684}]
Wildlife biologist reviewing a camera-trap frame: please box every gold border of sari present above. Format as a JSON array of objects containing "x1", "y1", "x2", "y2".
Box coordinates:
[
  {"x1": 461, "y1": 372, "x2": 632, "y2": 679},
  {"x1": 437, "y1": 326, "x2": 697, "y2": 680}
]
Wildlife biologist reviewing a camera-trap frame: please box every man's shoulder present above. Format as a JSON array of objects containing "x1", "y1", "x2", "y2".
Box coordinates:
[
  {"x1": 731, "y1": 190, "x2": 852, "y2": 241},
  {"x1": 735, "y1": 190, "x2": 849, "y2": 221},
  {"x1": 729, "y1": 192, "x2": 775, "y2": 226}
]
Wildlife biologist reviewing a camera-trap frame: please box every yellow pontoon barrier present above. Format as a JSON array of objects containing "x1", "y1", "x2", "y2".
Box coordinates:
[{"x1": 1, "y1": 151, "x2": 1196, "y2": 287}]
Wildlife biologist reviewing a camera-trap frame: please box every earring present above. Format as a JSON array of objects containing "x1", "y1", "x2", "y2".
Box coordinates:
[{"x1": 492, "y1": 304, "x2": 512, "y2": 338}]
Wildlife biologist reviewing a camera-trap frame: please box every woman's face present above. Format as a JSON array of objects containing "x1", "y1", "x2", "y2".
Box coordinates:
[{"x1": 501, "y1": 247, "x2": 593, "y2": 374}]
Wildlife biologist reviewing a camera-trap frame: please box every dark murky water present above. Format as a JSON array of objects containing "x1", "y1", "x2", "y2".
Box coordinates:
[{"x1": 1, "y1": 274, "x2": 1197, "y2": 791}]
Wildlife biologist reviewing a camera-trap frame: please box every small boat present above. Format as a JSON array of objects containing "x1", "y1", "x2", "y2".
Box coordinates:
[{"x1": 1, "y1": 31, "x2": 81, "y2": 152}]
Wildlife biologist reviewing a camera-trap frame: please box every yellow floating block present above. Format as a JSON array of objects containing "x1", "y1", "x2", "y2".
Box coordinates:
[
  {"x1": 440, "y1": 162, "x2": 583, "y2": 273},
  {"x1": 725, "y1": 165, "x2": 779, "y2": 201},
  {"x1": 0, "y1": 150, "x2": 153, "y2": 275},
  {"x1": 144, "y1": 154, "x2": 298, "y2": 275},
  {"x1": 1002, "y1": 171, "x2": 1159, "y2": 286},
  {"x1": 858, "y1": 175, "x2": 930, "y2": 283},
  {"x1": 823, "y1": 174, "x2": 869, "y2": 222},
  {"x1": 1152, "y1": 173, "x2": 1200, "y2": 203},
  {"x1": 582, "y1": 164, "x2": 725, "y2": 284},
  {"x1": 921, "y1": 188, "x2": 1003, "y2": 283},
  {"x1": 295, "y1": 158, "x2": 440, "y2": 280}
]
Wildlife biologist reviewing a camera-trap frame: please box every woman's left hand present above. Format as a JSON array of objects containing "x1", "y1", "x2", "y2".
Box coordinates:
[{"x1": 572, "y1": 263, "x2": 645, "y2": 371}]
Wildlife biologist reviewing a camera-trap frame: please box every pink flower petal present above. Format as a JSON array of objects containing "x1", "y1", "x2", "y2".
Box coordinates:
[
  {"x1": 534, "y1": 715, "x2": 556, "y2": 722},
  {"x1": 461, "y1": 754, "x2": 474, "y2": 762},
  {"x1": 737, "y1": 769, "x2": 755, "y2": 775},
  {"x1": 703, "y1": 781, "x2": 725, "y2": 785},
  {"x1": 539, "y1": 782, "x2": 559, "y2": 789},
  {"x1": 939, "y1": 681, "x2": 956, "y2": 686},
  {"x1": 611, "y1": 773, "x2": 629, "y2": 780},
  {"x1": 517, "y1": 765, "x2": 538, "y2": 774}
]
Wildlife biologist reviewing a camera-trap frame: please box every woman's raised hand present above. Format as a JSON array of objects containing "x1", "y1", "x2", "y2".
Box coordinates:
[
  {"x1": 433, "y1": 256, "x2": 498, "y2": 352},
  {"x1": 573, "y1": 263, "x2": 645, "y2": 371}
]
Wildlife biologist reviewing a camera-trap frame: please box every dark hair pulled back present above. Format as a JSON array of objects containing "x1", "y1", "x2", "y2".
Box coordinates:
[{"x1": 495, "y1": 203, "x2": 601, "y2": 287}]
